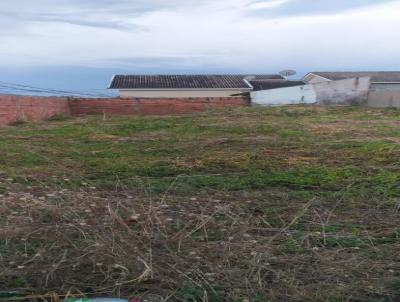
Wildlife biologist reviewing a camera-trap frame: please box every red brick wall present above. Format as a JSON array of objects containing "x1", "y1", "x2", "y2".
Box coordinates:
[
  {"x1": 0, "y1": 95, "x2": 249, "y2": 126},
  {"x1": 0, "y1": 95, "x2": 70, "y2": 126},
  {"x1": 68, "y1": 97, "x2": 249, "y2": 116}
]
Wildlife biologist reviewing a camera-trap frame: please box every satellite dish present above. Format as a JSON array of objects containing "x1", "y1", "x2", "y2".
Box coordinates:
[{"x1": 279, "y1": 70, "x2": 297, "y2": 79}]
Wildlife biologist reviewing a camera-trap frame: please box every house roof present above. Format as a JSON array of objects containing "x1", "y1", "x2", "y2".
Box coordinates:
[
  {"x1": 109, "y1": 74, "x2": 284, "y2": 90},
  {"x1": 250, "y1": 80, "x2": 305, "y2": 91},
  {"x1": 307, "y1": 72, "x2": 400, "y2": 83}
]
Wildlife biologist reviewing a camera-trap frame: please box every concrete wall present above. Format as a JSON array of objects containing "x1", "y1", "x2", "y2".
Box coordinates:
[
  {"x1": 367, "y1": 91, "x2": 400, "y2": 108},
  {"x1": 367, "y1": 83, "x2": 400, "y2": 107},
  {"x1": 250, "y1": 77, "x2": 371, "y2": 106},
  {"x1": 303, "y1": 76, "x2": 400, "y2": 107},
  {"x1": 119, "y1": 89, "x2": 250, "y2": 98},
  {"x1": 0, "y1": 95, "x2": 70, "y2": 126},
  {"x1": 313, "y1": 77, "x2": 371, "y2": 105},
  {"x1": 251, "y1": 85, "x2": 316, "y2": 106}
]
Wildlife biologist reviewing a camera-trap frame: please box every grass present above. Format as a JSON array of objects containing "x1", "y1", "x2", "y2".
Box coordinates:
[{"x1": 0, "y1": 105, "x2": 400, "y2": 302}]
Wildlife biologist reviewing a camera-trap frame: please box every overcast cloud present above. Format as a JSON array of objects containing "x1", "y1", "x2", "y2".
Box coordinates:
[{"x1": 1, "y1": 0, "x2": 400, "y2": 91}]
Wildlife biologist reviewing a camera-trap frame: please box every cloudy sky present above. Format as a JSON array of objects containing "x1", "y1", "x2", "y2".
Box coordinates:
[{"x1": 1, "y1": 0, "x2": 400, "y2": 95}]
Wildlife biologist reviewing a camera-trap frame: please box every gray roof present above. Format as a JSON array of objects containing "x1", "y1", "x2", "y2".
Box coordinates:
[
  {"x1": 250, "y1": 80, "x2": 305, "y2": 91},
  {"x1": 309, "y1": 72, "x2": 400, "y2": 83},
  {"x1": 109, "y1": 74, "x2": 284, "y2": 90}
]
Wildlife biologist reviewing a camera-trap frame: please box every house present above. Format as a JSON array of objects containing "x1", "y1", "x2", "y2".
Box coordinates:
[
  {"x1": 252, "y1": 73, "x2": 374, "y2": 106},
  {"x1": 109, "y1": 74, "x2": 285, "y2": 98},
  {"x1": 303, "y1": 71, "x2": 400, "y2": 92},
  {"x1": 303, "y1": 71, "x2": 400, "y2": 107}
]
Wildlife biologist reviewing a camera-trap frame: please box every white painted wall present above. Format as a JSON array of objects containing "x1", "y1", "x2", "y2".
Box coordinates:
[
  {"x1": 251, "y1": 85, "x2": 316, "y2": 106},
  {"x1": 119, "y1": 89, "x2": 249, "y2": 98}
]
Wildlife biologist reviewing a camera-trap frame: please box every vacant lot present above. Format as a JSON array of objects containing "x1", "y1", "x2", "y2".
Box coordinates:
[{"x1": 1, "y1": 106, "x2": 399, "y2": 302}]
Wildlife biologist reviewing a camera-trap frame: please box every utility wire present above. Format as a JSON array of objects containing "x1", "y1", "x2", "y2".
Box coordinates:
[
  {"x1": 1, "y1": 81, "x2": 113, "y2": 97},
  {"x1": 0, "y1": 83, "x2": 111, "y2": 97},
  {"x1": 0, "y1": 84, "x2": 103, "y2": 97},
  {"x1": 0, "y1": 81, "x2": 114, "y2": 98}
]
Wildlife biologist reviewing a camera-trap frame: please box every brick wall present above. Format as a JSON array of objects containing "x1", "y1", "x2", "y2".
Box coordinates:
[
  {"x1": 68, "y1": 97, "x2": 249, "y2": 116},
  {"x1": 0, "y1": 95, "x2": 70, "y2": 126},
  {"x1": 0, "y1": 95, "x2": 249, "y2": 126}
]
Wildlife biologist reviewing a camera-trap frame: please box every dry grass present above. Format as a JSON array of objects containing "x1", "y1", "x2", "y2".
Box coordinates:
[
  {"x1": 2, "y1": 181, "x2": 399, "y2": 302},
  {"x1": 1, "y1": 106, "x2": 400, "y2": 302}
]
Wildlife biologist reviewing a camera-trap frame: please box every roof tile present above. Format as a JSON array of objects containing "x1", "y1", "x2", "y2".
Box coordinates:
[
  {"x1": 109, "y1": 74, "x2": 284, "y2": 89},
  {"x1": 309, "y1": 72, "x2": 400, "y2": 83}
]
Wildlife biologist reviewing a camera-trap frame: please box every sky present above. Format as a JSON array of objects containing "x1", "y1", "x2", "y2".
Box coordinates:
[{"x1": 1, "y1": 0, "x2": 400, "y2": 96}]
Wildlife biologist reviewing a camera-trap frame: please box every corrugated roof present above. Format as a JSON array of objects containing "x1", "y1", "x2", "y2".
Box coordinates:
[
  {"x1": 109, "y1": 74, "x2": 284, "y2": 89},
  {"x1": 309, "y1": 72, "x2": 400, "y2": 83},
  {"x1": 250, "y1": 80, "x2": 305, "y2": 91}
]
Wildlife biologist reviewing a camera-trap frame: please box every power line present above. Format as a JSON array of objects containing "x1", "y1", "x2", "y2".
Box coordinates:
[
  {"x1": 4, "y1": 81, "x2": 113, "y2": 97},
  {"x1": 0, "y1": 84, "x2": 57, "y2": 95},
  {"x1": 0, "y1": 84, "x2": 106, "y2": 97},
  {"x1": 0, "y1": 81, "x2": 114, "y2": 98},
  {"x1": 1, "y1": 83, "x2": 113, "y2": 97}
]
